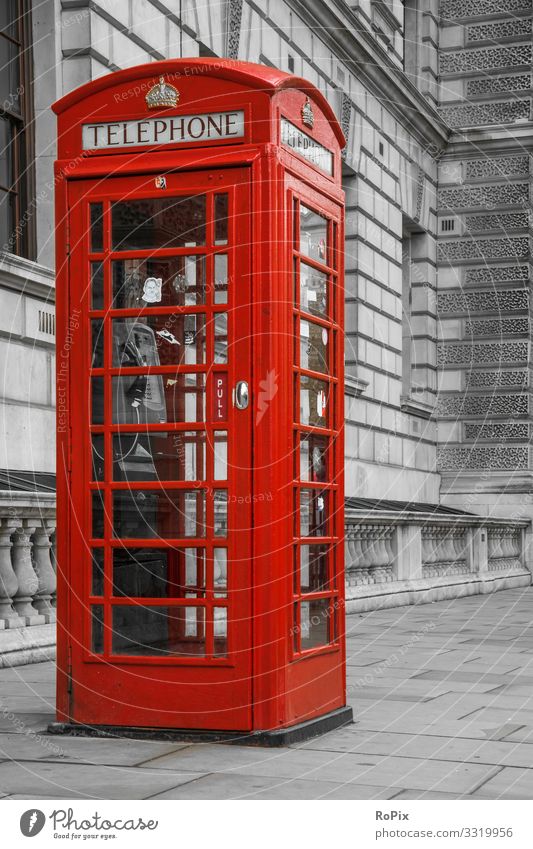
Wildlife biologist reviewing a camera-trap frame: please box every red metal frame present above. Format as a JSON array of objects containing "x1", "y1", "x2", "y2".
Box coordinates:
[{"x1": 54, "y1": 59, "x2": 346, "y2": 733}]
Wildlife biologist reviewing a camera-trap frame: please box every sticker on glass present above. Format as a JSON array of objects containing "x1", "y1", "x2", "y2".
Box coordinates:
[
  {"x1": 141, "y1": 277, "x2": 162, "y2": 303},
  {"x1": 157, "y1": 328, "x2": 180, "y2": 345},
  {"x1": 317, "y1": 389, "x2": 327, "y2": 417}
]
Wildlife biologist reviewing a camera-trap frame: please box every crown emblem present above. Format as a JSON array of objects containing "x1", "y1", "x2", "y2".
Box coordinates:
[
  {"x1": 302, "y1": 97, "x2": 314, "y2": 129},
  {"x1": 145, "y1": 76, "x2": 179, "y2": 110}
]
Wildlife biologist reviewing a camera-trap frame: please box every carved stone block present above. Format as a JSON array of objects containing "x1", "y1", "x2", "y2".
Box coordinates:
[
  {"x1": 440, "y1": 0, "x2": 531, "y2": 20},
  {"x1": 465, "y1": 265, "x2": 529, "y2": 284},
  {"x1": 464, "y1": 317, "x2": 529, "y2": 336},
  {"x1": 437, "y1": 445, "x2": 529, "y2": 471},
  {"x1": 438, "y1": 236, "x2": 529, "y2": 262},
  {"x1": 438, "y1": 288, "x2": 529, "y2": 314},
  {"x1": 438, "y1": 101, "x2": 530, "y2": 129},
  {"x1": 440, "y1": 44, "x2": 532, "y2": 76},
  {"x1": 466, "y1": 155, "x2": 530, "y2": 180},
  {"x1": 439, "y1": 183, "x2": 529, "y2": 211},
  {"x1": 437, "y1": 392, "x2": 529, "y2": 417}
]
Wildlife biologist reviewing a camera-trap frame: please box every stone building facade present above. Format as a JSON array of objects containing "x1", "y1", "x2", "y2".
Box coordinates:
[
  {"x1": 0, "y1": 0, "x2": 532, "y2": 662},
  {"x1": 436, "y1": 0, "x2": 533, "y2": 524}
]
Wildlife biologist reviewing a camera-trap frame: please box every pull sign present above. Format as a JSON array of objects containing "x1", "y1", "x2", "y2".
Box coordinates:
[
  {"x1": 212, "y1": 374, "x2": 228, "y2": 422},
  {"x1": 234, "y1": 380, "x2": 249, "y2": 410}
]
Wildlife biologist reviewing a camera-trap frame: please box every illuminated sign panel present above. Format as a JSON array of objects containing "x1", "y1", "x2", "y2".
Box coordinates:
[
  {"x1": 280, "y1": 118, "x2": 333, "y2": 175},
  {"x1": 82, "y1": 110, "x2": 245, "y2": 150}
]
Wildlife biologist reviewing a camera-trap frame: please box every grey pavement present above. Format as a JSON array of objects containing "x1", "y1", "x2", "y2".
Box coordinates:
[{"x1": 0, "y1": 587, "x2": 532, "y2": 800}]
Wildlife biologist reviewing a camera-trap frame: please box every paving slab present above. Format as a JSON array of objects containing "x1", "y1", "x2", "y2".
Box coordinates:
[
  {"x1": 137, "y1": 745, "x2": 500, "y2": 794},
  {"x1": 298, "y1": 729, "x2": 533, "y2": 768},
  {"x1": 1, "y1": 587, "x2": 533, "y2": 799},
  {"x1": 0, "y1": 760, "x2": 204, "y2": 799},
  {"x1": 0, "y1": 713, "x2": 53, "y2": 734},
  {"x1": 472, "y1": 766, "x2": 533, "y2": 799},
  {"x1": 151, "y1": 773, "x2": 401, "y2": 800},
  {"x1": 0, "y1": 732, "x2": 189, "y2": 765}
]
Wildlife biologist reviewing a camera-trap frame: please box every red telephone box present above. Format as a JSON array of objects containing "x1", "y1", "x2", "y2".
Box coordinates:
[{"x1": 51, "y1": 59, "x2": 351, "y2": 744}]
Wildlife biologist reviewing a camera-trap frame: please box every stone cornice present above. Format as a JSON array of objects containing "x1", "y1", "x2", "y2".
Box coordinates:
[
  {"x1": 443, "y1": 124, "x2": 533, "y2": 158},
  {"x1": 0, "y1": 252, "x2": 55, "y2": 300},
  {"x1": 287, "y1": 0, "x2": 450, "y2": 152}
]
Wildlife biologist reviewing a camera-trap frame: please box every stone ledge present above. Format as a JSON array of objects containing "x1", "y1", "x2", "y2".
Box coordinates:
[
  {"x1": 345, "y1": 570, "x2": 531, "y2": 614},
  {"x1": 0, "y1": 624, "x2": 56, "y2": 668}
]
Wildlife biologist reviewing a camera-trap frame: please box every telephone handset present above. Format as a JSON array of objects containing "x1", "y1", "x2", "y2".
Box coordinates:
[{"x1": 113, "y1": 321, "x2": 167, "y2": 426}]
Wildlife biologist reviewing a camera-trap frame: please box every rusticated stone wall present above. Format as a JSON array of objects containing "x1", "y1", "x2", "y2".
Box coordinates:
[{"x1": 437, "y1": 0, "x2": 533, "y2": 508}]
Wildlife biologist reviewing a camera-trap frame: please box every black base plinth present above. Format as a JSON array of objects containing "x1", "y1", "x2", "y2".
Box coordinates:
[{"x1": 47, "y1": 705, "x2": 353, "y2": 748}]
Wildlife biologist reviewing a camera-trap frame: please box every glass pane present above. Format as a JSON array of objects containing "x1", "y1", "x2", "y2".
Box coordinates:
[
  {"x1": 90, "y1": 203, "x2": 104, "y2": 252},
  {"x1": 91, "y1": 434, "x2": 105, "y2": 481},
  {"x1": 0, "y1": 189, "x2": 15, "y2": 249},
  {"x1": 300, "y1": 320, "x2": 328, "y2": 374},
  {"x1": 91, "y1": 320, "x2": 104, "y2": 367},
  {"x1": 300, "y1": 434, "x2": 328, "y2": 482},
  {"x1": 300, "y1": 263, "x2": 327, "y2": 317},
  {"x1": 214, "y1": 313, "x2": 228, "y2": 363},
  {"x1": 214, "y1": 607, "x2": 228, "y2": 656},
  {"x1": 111, "y1": 196, "x2": 206, "y2": 250},
  {"x1": 112, "y1": 489, "x2": 205, "y2": 538},
  {"x1": 300, "y1": 204, "x2": 328, "y2": 264},
  {"x1": 112, "y1": 256, "x2": 205, "y2": 308},
  {"x1": 92, "y1": 490, "x2": 105, "y2": 538},
  {"x1": 112, "y1": 315, "x2": 206, "y2": 367},
  {"x1": 214, "y1": 490, "x2": 228, "y2": 537},
  {"x1": 91, "y1": 262, "x2": 104, "y2": 310},
  {"x1": 0, "y1": 116, "x2": 13, "y2": 186},
  {"x1": 300, "y1": 598, "x2": 332, "y2": 649},
  {"x1": 113, "y1": 431, "x2": 206, "y2": 482},
  {"x1": 213, "y1": 431, "x2": 227, "y2": 480},
  {"x1": 91, "y1": 377, "x2": 105, "y2": 424},
  {"x1": 214, "y1": 193, "x2": 228, "y2": 244},
  {"x1": 300, "y1": 490, "x2": 328, "y2": 537},
  {"x1": 300, "y1": 375, "x2": 328, "y2": 427},
  {"x1": 91, "y1": 549, "x2": 104, "y2": 596},
  {"x1": 91, "y1": 605, "x2": 104, "y2": 653},
  {"x1": 111, "y1": 606, "x2": 206, "y2": 656},
  {"x1": 112, "y1": 373, "x2": 205, "y2": 424},
  {"x1": 300, "y1": 544, "x2": 329, "y2": 592},
  {"x1": 0, "y1": 37, "x2": 20, "y2": 113},
  {"x1": 213, "y1": 548, "x2": 227, "y2": 597},
  {"x1": 214, "y1": 253, "x2": 228, "y2": 303},
  {"x1": 0, "y1": 1, "x2": 18, "y2": 39},
  {"x1": 112, "y1": 547, "x2": 206, "y2": 598}
]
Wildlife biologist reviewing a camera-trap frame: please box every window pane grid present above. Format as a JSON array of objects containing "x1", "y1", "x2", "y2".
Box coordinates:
[
  {"x1": 291, "y1": 192, "x2": 339, "y2": 658},
  {"x1": 84, "y1": 185, "x2": 239, "y2": 663}
]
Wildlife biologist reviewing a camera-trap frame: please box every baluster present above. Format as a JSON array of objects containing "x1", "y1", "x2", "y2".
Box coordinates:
[
  {"x1": 32, "y1": 522, "x2": 57, "y2": 623},
  {"x1": 421, "y1": 528, "x2": 432, "y2": 567},
  {"x1": 510, "y1": 530, "x2": 521, "y2": 559},
  {"x1": 487, "y1": 529, "x2": 496, "y2": 561},
  {"x1": 372, "y1": 527, "x2": 389, "y2": 582},
  {"x1": 0, "y1": 519, "x2": 24, "y2": 628},
  {"x1": 11, "y1": 522, "x2": 45, "y2": 625},
  {"x1": 353, "y1": 527, "x2": 366, "y2": 569}
]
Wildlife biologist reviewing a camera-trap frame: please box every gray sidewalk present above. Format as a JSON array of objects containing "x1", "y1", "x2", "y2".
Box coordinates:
[{"x1": 1, "y1": 587, "x2": 532, "y2": 800}]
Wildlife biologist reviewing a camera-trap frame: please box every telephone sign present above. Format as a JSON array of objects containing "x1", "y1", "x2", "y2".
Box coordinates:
[{"x1": 52, "y1": 59, "x2": 350, "y2": 744}]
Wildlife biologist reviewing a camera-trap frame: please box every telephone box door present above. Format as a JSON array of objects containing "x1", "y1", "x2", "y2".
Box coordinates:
[{"x1": 64, "y1": 168, "x2": 253, "y2": 730}]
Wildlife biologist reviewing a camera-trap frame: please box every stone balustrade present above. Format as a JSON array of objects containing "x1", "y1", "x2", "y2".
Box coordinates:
[
  {"x1": 0, "y1": 491, "x2": 56, "y2": 665},
  {"x1": 0, "y1": 491, "x2": 531, "y2": 660},
  {"x1": 345, "y1": 507, "x2": 531, "y2": 613}
]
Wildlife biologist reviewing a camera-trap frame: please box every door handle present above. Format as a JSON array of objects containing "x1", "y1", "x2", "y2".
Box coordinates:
[{"x1": 233, "y1": 380, "x2": 249, "y2": 410}]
